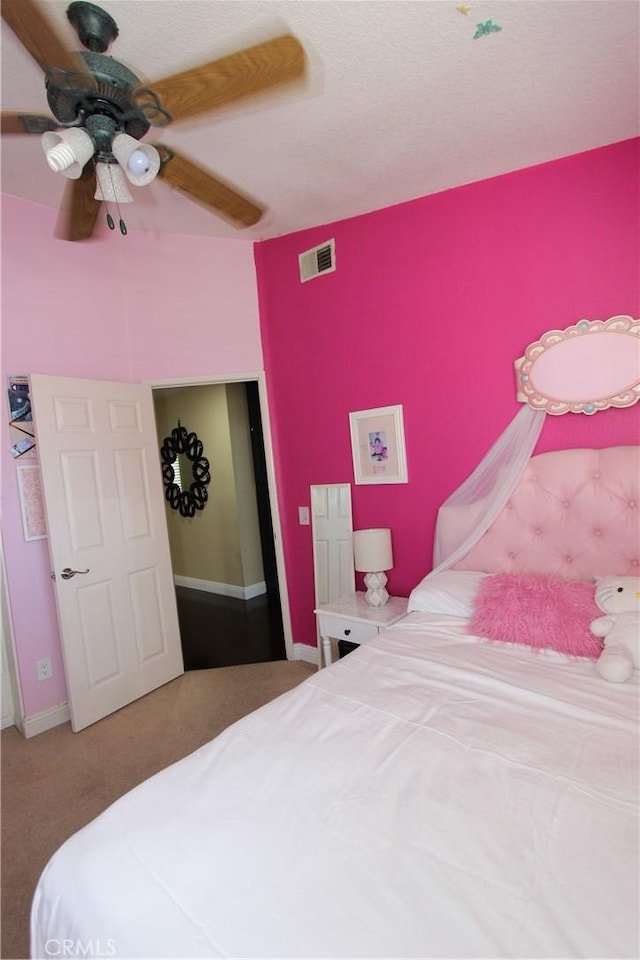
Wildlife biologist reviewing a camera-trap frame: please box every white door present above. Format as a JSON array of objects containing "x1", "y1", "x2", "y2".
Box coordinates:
[
  {"x1": 311, "y1": 483, "x2": 354, "y2": 606},
  {"x1": 31, "y1": 374, "x2": 183, "y2": 732},
  {"x1": 311, "y1": 483, "x2": 354, "y2": 667}
]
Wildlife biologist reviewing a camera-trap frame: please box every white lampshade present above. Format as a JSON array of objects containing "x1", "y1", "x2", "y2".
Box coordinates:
[
  {"x1": 353, "y1": 528, "x2": 393, "y2": 607},
  {"x1": 353, "y1": 528, "x2": 393, "y2": 572}
]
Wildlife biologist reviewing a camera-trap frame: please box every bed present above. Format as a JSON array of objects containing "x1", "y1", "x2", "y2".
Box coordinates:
[{"x1": 30, "y1": 442, "x2": 639, "y2": 959}]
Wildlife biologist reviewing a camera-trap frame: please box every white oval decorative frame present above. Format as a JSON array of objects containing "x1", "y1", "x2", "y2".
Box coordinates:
[{"x1": 514, "y1": 315, "x2": 640, "y2": 415}]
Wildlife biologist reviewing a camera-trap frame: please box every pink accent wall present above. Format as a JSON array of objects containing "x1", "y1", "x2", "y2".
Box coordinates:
[
  {"x1": 255, "y1": 139, "x2": 640, "y2": 649},
  {"x1": 2, "y1": 139, "x2": 639, "y2": 724},
  {"x1": 1, "y1": 195, "x2": 261, "y2": 720}
]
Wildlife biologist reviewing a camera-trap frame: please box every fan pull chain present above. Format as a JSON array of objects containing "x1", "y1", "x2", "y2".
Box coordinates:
[
  {"x1": 105, "y1": 165, "x2": 127, "y2": 236},
  {"x1": 92, "y1": 162, "x2": 117, "y2": 232},
  {"x1": 92, "y1": 161, "x2": 112, "y2": 230},
  {"x1": 102, "y1": 202, "x2": 125, "y2": 233},
  {"x1": 95, "y1": 164, "x2": 128, "y2": 235}
]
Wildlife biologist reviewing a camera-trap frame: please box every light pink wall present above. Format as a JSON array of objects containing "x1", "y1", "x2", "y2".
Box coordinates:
[
  {"x1": 1, "y1": 195, "x2": 261, "y2": 719},
  {"x1": 255, "y1": 138, "x2": 640, "y2": 649}
]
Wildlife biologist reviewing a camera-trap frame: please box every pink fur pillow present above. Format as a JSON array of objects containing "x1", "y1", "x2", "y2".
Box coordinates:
[{"x1": 469, "y1": 573, "x2": 602, "y2": 658}]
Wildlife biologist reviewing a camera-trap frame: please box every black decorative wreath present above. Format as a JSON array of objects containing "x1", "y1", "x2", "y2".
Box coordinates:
[{"x1": 160, "y1": 422, "x2": 211, "y2": 518}]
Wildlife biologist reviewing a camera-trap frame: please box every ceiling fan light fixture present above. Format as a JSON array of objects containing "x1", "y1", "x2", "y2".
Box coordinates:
[
  {"x1": 94, "y1": 161, "x2": 134, "y2": 203},
  {"x1": 4, "y1": 0, "x2": 306, "y2": 239},
  {"x1": 41, "y1": 128, "x2": 95, "y2": 179},
  {"x1": 112, "y1": 134, "x2": 160, "y2": 186}
]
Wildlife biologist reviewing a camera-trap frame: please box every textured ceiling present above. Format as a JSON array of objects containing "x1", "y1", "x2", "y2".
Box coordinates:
[{"x1": 1, "y1": 0, "x2": 638, "y2": 242}]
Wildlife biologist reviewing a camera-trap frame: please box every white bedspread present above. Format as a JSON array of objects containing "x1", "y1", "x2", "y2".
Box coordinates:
[{"x1": 31, "y1": 613, "x2": 640, "y2": 959}]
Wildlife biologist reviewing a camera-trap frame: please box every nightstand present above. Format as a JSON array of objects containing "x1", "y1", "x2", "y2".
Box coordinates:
[{"x1": 314, "y1": 592, "x2": 409, "y2": 668}]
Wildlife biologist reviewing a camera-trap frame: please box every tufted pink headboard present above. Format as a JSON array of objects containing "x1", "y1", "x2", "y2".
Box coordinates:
[{"x1": 450, "y1": 447, "x2": 640, "y2": 580}]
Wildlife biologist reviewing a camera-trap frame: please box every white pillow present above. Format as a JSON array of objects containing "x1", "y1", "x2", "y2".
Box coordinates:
[{"x1": 408, "y1": 569, "x2": 489, "y2": 618}]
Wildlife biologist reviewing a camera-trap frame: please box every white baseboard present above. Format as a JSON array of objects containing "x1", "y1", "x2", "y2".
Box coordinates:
[
  {"x1": 174, "y1": 575, "x2": 266, "y2": 601},
  {"x1": 13, "y1": 647, "x2": 316, "y2": 737},
  {"x1": 17, "y1": 702, "x2": 70, "y2": 739},
  {"x1": 292, "y1": 642, "x2": 319, "y2": 666},
  {"x1": 1, "y1": 712, "x2": 15, "y2": 730}
]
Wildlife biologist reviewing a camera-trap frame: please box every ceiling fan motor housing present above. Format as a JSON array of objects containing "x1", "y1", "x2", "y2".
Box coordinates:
[{"x1": 46, "y1": 52, "x2": 150, "y2": 143}]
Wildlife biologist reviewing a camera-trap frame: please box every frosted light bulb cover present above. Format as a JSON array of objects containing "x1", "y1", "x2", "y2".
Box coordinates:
[
  {"x1": 112, "y1": 133, "x2": 160, "y2": 185},
  {"x1": 41, "y1": 128, "x2": 94, "y2": 179},
  {"x1": 94, "y1": 162, "x2": 134, "y2": 203},
  {"x1": 128, "y1": 150, "x2": 150, "y2": 175}
]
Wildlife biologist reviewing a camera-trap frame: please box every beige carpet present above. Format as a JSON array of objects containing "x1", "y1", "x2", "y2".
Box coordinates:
[{"x1": 0, "y1": 660, "x2": 315, "y2": 960}]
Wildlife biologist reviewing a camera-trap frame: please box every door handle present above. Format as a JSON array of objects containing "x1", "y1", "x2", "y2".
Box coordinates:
[{"x1": 60, "y1": 567, "x2": 90, "y2": 580}]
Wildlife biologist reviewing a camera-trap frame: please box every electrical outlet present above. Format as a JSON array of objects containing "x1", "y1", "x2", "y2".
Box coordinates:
[{"x1": 36, "y1": 657, "x2": 53, "y2": 681}]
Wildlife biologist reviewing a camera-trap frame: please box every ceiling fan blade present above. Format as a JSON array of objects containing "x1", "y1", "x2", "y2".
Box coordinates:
[
  {"x1": 140, "y1": 34, "x2": 305, "y2": 124},
  {"x1": 2, "y1": 0, "x2": 92, "y2": 78},
  {"x1": 54, "y1": 164, "x2": 101, "y2": 241},
  {"x1": 155, "y1": 146, "x2": 263, "y2": 228},
  {"x1": 1, "y1": 111, "x2": 59, "y2": 134}
]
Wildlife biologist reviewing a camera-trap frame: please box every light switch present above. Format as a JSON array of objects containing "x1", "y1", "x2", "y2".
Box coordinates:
[{"x1": 298, "y1": 506, "x2": 310, "y2": 525}]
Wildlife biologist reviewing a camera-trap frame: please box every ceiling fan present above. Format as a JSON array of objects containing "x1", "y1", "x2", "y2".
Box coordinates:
[{"x1": 1, "y1": 0, "x2": 306, "y2": 240}]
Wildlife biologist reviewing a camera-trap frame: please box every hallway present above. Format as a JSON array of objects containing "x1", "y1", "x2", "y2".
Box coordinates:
[{"x1": 176, "y1": 586, "x2": 286, "y2": 670}]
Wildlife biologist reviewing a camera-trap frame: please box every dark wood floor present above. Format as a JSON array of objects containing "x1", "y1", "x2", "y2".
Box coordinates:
[{"x1": 175, "y1": 586, "x2": 286, "y2": 670}]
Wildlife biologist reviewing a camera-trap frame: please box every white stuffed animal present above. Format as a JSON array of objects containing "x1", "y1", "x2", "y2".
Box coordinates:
[{"x1": 591, "y1": 577, "x2": 640, "y2": 683}]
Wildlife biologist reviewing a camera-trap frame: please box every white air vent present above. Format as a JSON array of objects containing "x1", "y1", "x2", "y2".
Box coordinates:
[{"x1": 298, "y1": 239, "x2": 336, "y2": 283}]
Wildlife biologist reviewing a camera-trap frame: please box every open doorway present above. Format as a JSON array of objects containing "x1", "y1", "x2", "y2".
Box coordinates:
[{"x1": 152, "y1": 378, "x2": 286, "y2": 670}]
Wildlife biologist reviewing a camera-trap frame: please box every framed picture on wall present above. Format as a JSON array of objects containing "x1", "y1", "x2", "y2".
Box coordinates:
[
  {"x1": 349, "y1": 404, "x2": 408, "y2": 485},
  {"x1": 16, "y1": 464, "x2": 47, "y2": 541}
]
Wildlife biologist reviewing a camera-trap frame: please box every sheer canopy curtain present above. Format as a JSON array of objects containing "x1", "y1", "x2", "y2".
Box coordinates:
[{"x1": 432, "y1": 406, "x2": 547, "y2": 573}]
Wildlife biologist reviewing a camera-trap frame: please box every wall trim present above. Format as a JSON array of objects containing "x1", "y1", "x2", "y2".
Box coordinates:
[
  {"x1": 18, "y1": 702, "x2": 70, "y2": 739},
  {"x1": 1, "y1": 532, "x2": 24, "y2": 732},
  {"x1": 174, "y1": 575, "x2": 266, "y2": 600},
  {"x1": 292, "y1": 642, "x2": 319, "y2": 666}
]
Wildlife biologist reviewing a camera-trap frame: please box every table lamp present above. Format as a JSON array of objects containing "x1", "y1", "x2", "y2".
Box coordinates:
[{"x1": 353, "y1": 528, "x2": 393, "y2": 607}]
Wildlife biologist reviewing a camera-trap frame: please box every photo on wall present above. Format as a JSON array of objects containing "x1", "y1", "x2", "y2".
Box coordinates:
[
  {"x1": 349, "y1": 404, "x2": 408, "y2": 484},
  {"x1": 7, "y1": 375, "x2": 36, "y2": 458}
]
